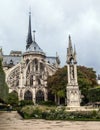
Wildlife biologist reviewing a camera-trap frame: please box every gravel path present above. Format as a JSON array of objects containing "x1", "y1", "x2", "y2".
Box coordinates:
[{"x1": 0, "y1": 111, "x2": 100, "y2": 130}]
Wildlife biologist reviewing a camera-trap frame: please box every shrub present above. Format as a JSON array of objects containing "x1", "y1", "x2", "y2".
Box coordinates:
[
  {"x1": 19, "y1": 100, "x2": 34, "y2": 107},
  {"x1": 38, "y1": 101, "x2": 56, "y2": 106},
  {"x1": 18, "y1": 105, "x2": 100, "y2": 121},
  {"x1": 31, "y1": 108, "x2": 42, "y2": 119}
]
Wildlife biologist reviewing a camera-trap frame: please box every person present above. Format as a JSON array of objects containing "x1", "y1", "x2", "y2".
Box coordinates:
[{"x1": 7, "y1": 104, "x2": 12, "y2": 112}]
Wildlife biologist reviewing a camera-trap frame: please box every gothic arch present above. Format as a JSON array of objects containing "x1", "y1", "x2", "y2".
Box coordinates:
[
  {"x1": 33, "y1": 58, "x2": 38, "y2": 71},
  {"x1": 36, "y1": 90, "x2": 44, "y2": 103},
  {"x1": 25, "y1": 60, "x2": 31, "y2": 73},
  {"x1": 30, "y1": 75, "x2": 33, "y2": 86},
  {"x1": 40, "y1": 62, "x2": 44, "y2": 71},
  {"x1": 24, "y1": 90, "x2": 33, "y2": 100}
]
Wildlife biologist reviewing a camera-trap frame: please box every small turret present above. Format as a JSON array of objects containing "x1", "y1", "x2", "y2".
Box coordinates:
[
  {"x1": 56, "y1": 52, "x2": 60, "y2": 67},
  {"x1": 67, "y1": 35, "x2": 77, "y2": 64}
]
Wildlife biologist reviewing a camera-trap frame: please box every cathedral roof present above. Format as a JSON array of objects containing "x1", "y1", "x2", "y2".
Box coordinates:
[
  {"x1": 26, "y1": 40, "x2": 45, "y2": 54},
  {"x1": 3, "y1": 55, "x2": 21, "y2": 66}
]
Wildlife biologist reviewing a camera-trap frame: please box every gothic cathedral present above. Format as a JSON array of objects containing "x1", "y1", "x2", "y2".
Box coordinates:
[{"x1": 1, "y1": 12, "x2": 60, "y2": 104}]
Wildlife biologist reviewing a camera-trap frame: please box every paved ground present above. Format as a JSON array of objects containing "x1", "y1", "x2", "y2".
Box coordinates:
[{"x1": 0, "y1": 111, "x2": 100, "y2": 130}]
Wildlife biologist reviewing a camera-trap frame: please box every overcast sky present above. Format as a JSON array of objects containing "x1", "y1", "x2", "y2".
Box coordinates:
[{"x1": 0, "y1": 0, "x2": 100, "y2": 75}]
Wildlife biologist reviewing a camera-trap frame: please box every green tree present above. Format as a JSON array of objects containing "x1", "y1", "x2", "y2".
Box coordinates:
[
  {"x1": 47, "y1": 66, "x2": 67, "y2": 104},
  {"x1": 0, "y1": 59, "x2": 8, "y2": 102},
  {"x1": 78, "y1": 66, "x2": 97, "y2": 104},
  {"x1": 47, "y1": 65, "x2": 97, "y2": 105},
  {"x1": 7, "y1": 91, "x2": 18, "y2": 106},
  {"x1": 88, "y1": 86, "x2": 100, "y2": 102}
]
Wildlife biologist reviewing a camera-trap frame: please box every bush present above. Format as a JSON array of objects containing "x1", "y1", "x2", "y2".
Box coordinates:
[
  {"x1": 19, "y1": 100, "x2": 34, "y2": 107},
  {"x1": 38, "y1": 101, "x2": 56, "y2": 106},
  {"x1": 31, "y1": 108, "x2": 42, "y2": 119},
  {"x1": 18, "y1": 105, "x2": 100, "y2": 121}
]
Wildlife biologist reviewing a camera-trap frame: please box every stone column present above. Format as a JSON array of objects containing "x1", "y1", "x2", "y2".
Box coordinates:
[
  {"x1": 67, "y1": 64, "x2": 70, "y2": 84},
  {"x1": 32, "y1": 88, "x2": 36, "y2": 104},
  {"x1": 38, "y1": 62, "x2": 40, "y2": 72},
  {"x1": 44, "y1": 88, "x2": 48, "y2": 101},
  {"x1": 74, "y1": 64, "x2": 78, "y2": 85}
]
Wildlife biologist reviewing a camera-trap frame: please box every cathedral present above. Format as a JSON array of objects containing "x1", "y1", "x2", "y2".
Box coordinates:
[
  {"x1": 0, "y1": 12, "x2": 60, "y2": 104},
  {"x1": 0, "y1": 12, "x2": 80, "y2": 106}
]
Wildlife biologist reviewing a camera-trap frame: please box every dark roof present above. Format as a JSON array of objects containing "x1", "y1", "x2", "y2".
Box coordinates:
[
  {"x1": 3, "y1": 55, "x2": 21, "y2": 66},
  {"x1": 46, "y1": 56, "x2": 57, "y2": 65}
]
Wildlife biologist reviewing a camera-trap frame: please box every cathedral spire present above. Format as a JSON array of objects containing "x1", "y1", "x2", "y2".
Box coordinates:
[{"x1": 26, "y1": 11, "x2": 33, "y2": 49}]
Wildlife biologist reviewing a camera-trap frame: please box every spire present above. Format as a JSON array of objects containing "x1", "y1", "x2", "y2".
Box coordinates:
[
  {"x1": 68, "y1": 35, "x2": 73, "y2": 54},
  {"x1": 26, "y1": 11, "x2": 33, "y2": 49}
]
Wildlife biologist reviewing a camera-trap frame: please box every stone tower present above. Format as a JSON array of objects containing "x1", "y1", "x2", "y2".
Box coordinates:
[{"x1": 66, "y1": 35, "x2": 80, "y2": 107}]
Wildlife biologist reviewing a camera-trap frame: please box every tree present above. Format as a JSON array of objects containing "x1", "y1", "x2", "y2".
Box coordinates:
[
  {"x1": 88, "y1": 86, "x2": 100, "y2": 103},
  {"x1": 47, "y1": 66, "x2": 67, "y2": 104},
  {"x1": 47, "y1": 65, "x2": 97, "y2": 105},
  {"x1": 7, "y1": 91, "x2": 18, "y2": 106},
  {"x1": 0, "y1": 59, "x2": 8, "y2": 102},
  {"x1": 78, "y1": 66, "x2": 97, "y2": 104}
]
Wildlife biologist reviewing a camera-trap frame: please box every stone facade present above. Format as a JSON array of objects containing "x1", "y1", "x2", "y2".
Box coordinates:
[
  {"x1": 1, "y1": 12, "x2": 60, "y2": 104},
  {"x1": 66, "y1": 35, "x2": 80, "y2": 107}
]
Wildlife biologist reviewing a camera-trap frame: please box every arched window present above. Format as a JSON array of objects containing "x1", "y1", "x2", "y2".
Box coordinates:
[
  {"x1": 30, "y1": 75, "x2": 33, "y2": 86},
  {"x1": 37, "y1": 79, "x2": 41, "y2": 85},
  {"x1": 36, "y1": 90, "x2": 44, "y2": 103},
  {"x1": 34, "y1": 59, "x2": 38, "y2": 71},
  {"x1": 24, "y1": 90, "x2": 32, "y2": 100},
  {"x1": 40, "y1": 63, "x2": 44, "y2": 71},
  {"x1": 16, "y1": 80, "x2": 19, "y2": 86}
]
